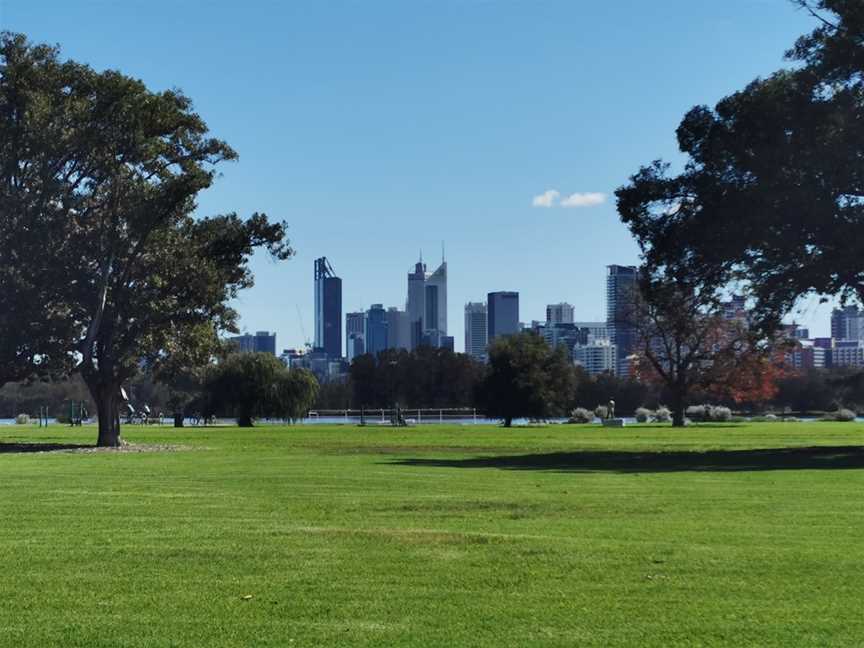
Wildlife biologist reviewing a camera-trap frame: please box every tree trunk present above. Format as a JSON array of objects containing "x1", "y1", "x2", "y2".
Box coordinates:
[
  {"x1": 671, "y1": 388, "x2": 686, "y2": 428},
  {"x1": 173, "y1": 412, "x2": 184, "y2": 428},
  {"x1": 503, "y1": 416, "x2": 512, "y2": 428},
  {"x1": 95, "y1": 387, "x2": 121, "y2": 447},
  {"x1": 237, "y1": 414, "x2": 254, "y2": 427}
]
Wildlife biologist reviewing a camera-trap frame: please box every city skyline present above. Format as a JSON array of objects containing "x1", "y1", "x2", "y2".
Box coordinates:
[{"x1": 6, "y1": 2, "x2": 837, "y2": 352}]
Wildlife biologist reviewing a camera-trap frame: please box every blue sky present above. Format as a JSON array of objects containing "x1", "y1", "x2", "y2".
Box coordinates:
[{"x1": 1, "y1": 1, "x2": 829, "y2": 350}]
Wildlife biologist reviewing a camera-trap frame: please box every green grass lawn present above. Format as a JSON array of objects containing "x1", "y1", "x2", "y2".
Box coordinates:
[{"x1": 1, "y1": 421, "x2": 863, "y2": 647}]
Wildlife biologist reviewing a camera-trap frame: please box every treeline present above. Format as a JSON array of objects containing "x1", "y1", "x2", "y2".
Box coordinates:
[{"x1": 313, "y1": 342, "x2": 864, "y2": 417}]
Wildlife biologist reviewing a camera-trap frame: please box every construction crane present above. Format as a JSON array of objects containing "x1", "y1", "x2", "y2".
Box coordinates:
[{"x1": 296, "y1": 304, "x2": 312, "y2": 351}]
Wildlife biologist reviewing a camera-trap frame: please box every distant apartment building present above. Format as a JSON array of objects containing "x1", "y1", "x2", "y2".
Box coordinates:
[
  {"x1": 314, "y1": 257, "x2": 342, "y2": 359},
  {"x1": 464, "y1": 302, "x2": 488, "y2": 361},
  {"x1": 831, "y1": 305, "x2": 864, "y2": 341},
  {"x1": 487, "y1": 292, "x2": 520, "y2": 342},
  {"x1": 229, "y1": 330, "x2": 276, "y2": 355},
  {"x1": 542, "y1": 323, "x2": 590, "y2": 357},
  {"x1": 788, "y1": 341, "x2": 830, "y2": 370},
  {"x1": 546, "y1": 303, "x2": 575, "y2": 325},
  {"x1": 721, "y1": 294, "x2": 749, "y2": 323},
  {"x1": 345, "y1": 311, "x2": 366, "y2": 362},
  {"x1": 573, "y1": 340, "x2": 617, "y2": 375},
  {"x1": 832, "y1": 340, "x2": 864, "y2": 367},
  {"x1": 573, "y1": 321, "x2": 609, "y2": 342}
]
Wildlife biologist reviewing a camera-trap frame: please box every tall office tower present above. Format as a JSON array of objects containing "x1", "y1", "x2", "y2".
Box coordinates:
[
  {"x1": 464, "y1": 302, "x2": 488, "y2": 361},
  {"x1": 386, "y1": 307, "x2": 410, "y2": 350},
  {"x1": 606, "y1": 265, "x2": 639, "y2": 376},
  {"x1": 487, "y1": 292, "x2": 520, "y2": 342},
  {"x1": 546, "y1": 303, "x2": 575, "y2": 325},
  {"x1": 831, "y1": 305, "x2": 863, "y2": 341},
  {"x1": 365, "y1": 304, "x2": 389, "y2": 357},
  {"x1": 406, "y1": 258, "x2": 427, "y2": 350},
  {"x1": 425, "y1": 258, "x2": 447, "y2": 336},
  {"x1": 314, "y1": 257, "x2": 342, "y2": 359},
  {"x1": 345, "y1": 311, "x2": 366, "y2": 362}
]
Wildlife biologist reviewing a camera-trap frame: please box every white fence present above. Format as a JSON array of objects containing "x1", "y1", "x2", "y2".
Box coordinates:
[{"x1": 305, "y1": 408, "x2": 485, "y2": 425}]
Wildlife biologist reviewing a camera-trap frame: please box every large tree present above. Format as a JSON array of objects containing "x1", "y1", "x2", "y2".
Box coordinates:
[
  {"x1": 630, "y1": 274, "x2": 782, "y2": 426},
  {"x1": 616, "y1": 1, "x2": 864, "y2": 334},
  {"x1": 204, "y1": 353, "x2": 319, "y2": 427},
  {"x1": 0, "y1": 33, "x2": 291, "y2": 445},
  {"x1": 480, "y1": 332, "x2": 576, "y2": 427}
]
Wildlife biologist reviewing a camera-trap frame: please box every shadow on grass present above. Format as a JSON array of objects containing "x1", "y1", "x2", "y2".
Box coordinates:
[
  {"x1": 0, "y1": 442, "x2": 91, "y2": 454},
  {"x1": 392, "y1": 445, "x2": 864, "y2": 473}
]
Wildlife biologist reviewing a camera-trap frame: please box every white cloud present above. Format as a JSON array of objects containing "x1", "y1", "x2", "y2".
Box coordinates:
[
  {"x1": 532, "y1": 189, "x2": 560, "y2": 208},
  {"x1": 560, "y1": 192, "x2": 606, "y2": 208},
  {"x1": 532, "y1": 189, "x2": 606, "y2": 208}
]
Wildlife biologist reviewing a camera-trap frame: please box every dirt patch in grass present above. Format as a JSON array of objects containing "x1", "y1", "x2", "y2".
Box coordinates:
[{"x1": 0, "y1": 441, "x2": 195, "y2": 454}]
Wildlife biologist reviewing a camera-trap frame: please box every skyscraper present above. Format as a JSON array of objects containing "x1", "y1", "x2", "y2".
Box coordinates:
[
  {"x1": 425, "y1": 259, "x2": 447, "y2": 337},
  {"x1": 365, "y1": 304, "x2": 389, "y2": 356},
  {"x1": 405, "y1": 252, "x2": 448, "y2": 349},
  {"x1": 832, "y1": 305, "x2": 863, "y2": 341},
  {"x1": 406, "y1": 258, "x2": 427, "y2": 350},
  {"x1": 487, "y1": 292, "x2": 520, "y2": 342},
  {"x1": 464, "y1": 302, "x2": 488, "y2": 361},
  {"x1": 345, "y1": 311, "x2": 366, "y2": 362},
  {"x1": 606, "y1": 265, "x2": 638, "y2": 376},
  {"x1": 386, "y1": 307, "x2": 410, "y2": 350},
  {"x1": 546, "y1": 303, "x2": 575, "y2": 325},
  {"x1": 314, "y1": 257, "x2": 342, "y2": 359}
]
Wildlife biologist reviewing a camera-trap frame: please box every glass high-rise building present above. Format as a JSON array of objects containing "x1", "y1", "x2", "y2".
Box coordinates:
[
  {"x1": 606, "y1": 265, "x2": 638, "y2": 376},
  {"x1": 314, "y1": 257, "x2": 342, "y2": 359},
  {"x1": 346, "y1": 311, "x2": 366, "y2": 362},
  {"x1": 405, "y1": 253, "x2": 448, "y2": 349},
  {"x1": 365, "y1": 304, "x2": 389, "y2": 357},
  {"x1": 487, "y1": 292, "x2": 520, "y2": 342},
  {"x1": 464, "y1": 302, "x2": 488, "y2": 361}
]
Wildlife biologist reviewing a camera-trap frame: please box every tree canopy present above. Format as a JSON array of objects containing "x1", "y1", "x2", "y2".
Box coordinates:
[
  {"x1": 204, "y1": 353, "x2": 319, "y2": 427},
  {"x1": 616, "y1": 1, "x2": 864, "y2": 333},
  {"x1": 0, "y1": 33, "x2": 292, "y2": 445},
  {"x1": 480, "y1": 332, "x2": 576, "y2": 427}
]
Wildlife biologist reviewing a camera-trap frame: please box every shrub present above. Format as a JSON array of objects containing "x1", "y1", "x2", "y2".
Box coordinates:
[
  {"x1": 635, "y1": 407, "x2": 653, "y2": 423},
  {"x1": 654, "y1": 407, "x2": 672, "y2": 423},
  {"x1": 14, "y1": 413, "x2": 30, "y2": 425},
  {"x1": 710, "y1": 406, "x2": 732, "y2": 422},
  {"x1": 730, "y1": 416, "x2": 747, "y2": 423},
  {"x1": 594, "y1": 405, "x2": 609, "y2": 419},
  {"x1": 765, "y1": 413, "x2": 778, "y2": 421},
  {"x1": 685, "y1": 405, "x2": 709, "y2": 422},
  {"x1": 568, "y1": 408, "x2": 594, "y2": 424},
  {"x1": 822, "y1": 408, "x2": 857, "y2": 422}
]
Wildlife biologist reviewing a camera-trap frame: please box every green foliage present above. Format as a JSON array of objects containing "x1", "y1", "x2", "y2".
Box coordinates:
[
  {"x1": 822, "y1": 408, "x2": 857, "y2": 422},
  {"x1": 0, "y1": 33, "x2": 291, "y2": 445},
  {"x1": 350, "y1": 346, "x2": 484, "y2": 409},
  {"x1": 567, "y1": 407, "x2": 594, "y2": 424},
  {"x1": 616, "y1": 2, "x2": 864, "y2": 331},
  {"x1": 635, "y1": 407, "x2": 653, "y2": 423},
  {"x1": 204, "y1": 353, "x2": 318, "y2": 426},
  {"x1": 480, "y1": 332, "x2": 576, "y2": 426}
]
